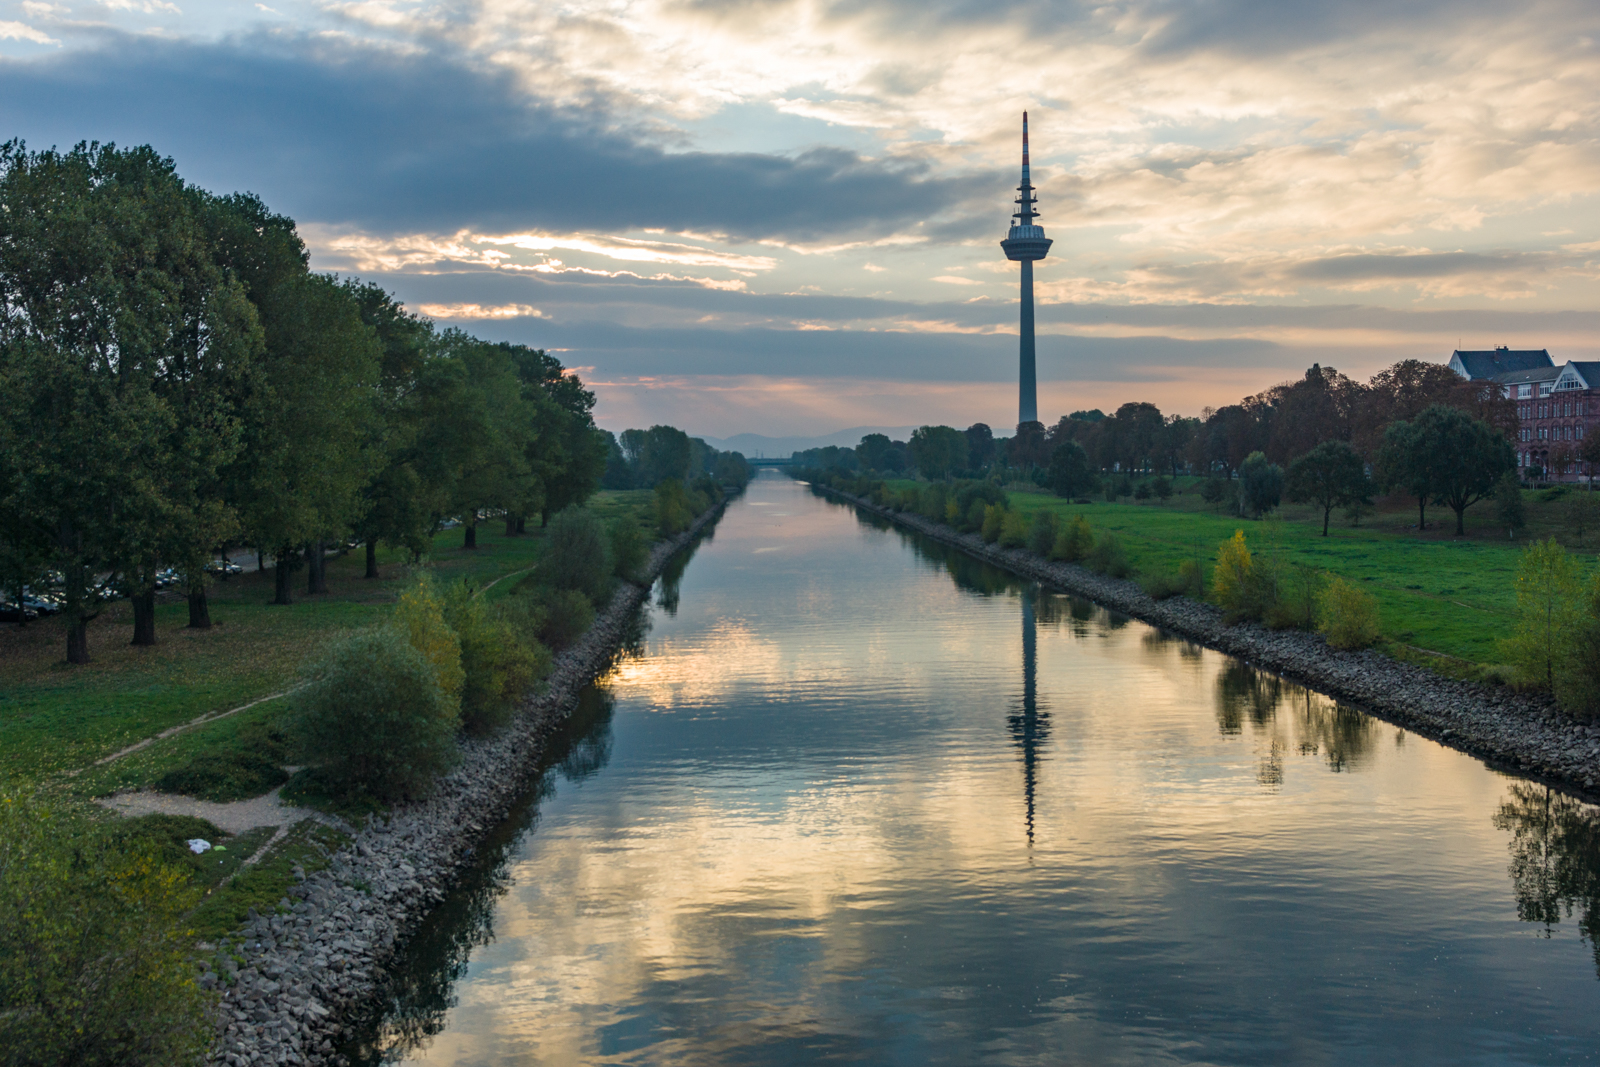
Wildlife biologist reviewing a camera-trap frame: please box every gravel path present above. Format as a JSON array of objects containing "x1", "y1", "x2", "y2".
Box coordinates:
[{"x1": 827, "y1": 485, "x2": 1600, "y2": 799}]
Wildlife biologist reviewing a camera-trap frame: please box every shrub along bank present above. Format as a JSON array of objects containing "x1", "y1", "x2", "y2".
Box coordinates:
[{"x1": 799, "y1": 467, "x2": 1600, "y2": 721}]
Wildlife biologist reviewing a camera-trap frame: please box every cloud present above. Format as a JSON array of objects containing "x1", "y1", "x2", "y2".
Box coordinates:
[
  {"x1": 413, "y1": 302, "x2": 543, "y2": 320},
  {"x1": 0, "y1": 19, "x2": 58, "y2": 44},
  {"x1": 0, "y1": 31, "x2": 988, "y2": 242},
  {"x1": 476, "y1": 232, "x2": 776, "y2": 270}
]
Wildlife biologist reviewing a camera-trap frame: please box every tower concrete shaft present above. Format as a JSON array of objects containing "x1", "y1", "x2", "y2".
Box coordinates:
[{"x1": 999, "y1": 111, "x2": 1051, "y2": 427}]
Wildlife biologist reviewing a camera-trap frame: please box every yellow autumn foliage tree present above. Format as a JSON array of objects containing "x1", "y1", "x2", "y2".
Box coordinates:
[
  {"x1": 1212, "y1": 530, "x2": 1254, "y2": 614},
  {"x1": 392, "y1": 573, "x2": 464, "y2": 709}
]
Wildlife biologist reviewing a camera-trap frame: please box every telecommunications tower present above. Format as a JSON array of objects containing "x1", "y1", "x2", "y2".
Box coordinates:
[{"x1": 999, "y1": 112, "x2": 1051, "y2": 425}]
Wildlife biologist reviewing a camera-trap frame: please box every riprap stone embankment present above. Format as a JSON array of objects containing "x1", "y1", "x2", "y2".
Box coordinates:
[
  {"x1": 207, "y1": 503, "x2": 726, "y2": 1067},
  {"x1": 822, "y1": 485, "x2": 1600, "y2": 798}
]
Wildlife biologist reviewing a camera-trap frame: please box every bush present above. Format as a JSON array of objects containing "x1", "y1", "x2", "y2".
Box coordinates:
[
  {"x1": 514, "y1": 586, "x2": 596, "y2": 651},
  {"x1": 981, "y1": 503, "x2": 1006, "y2": 543},
  {"x1": 944, "y1": 498, "x2": 962, "y2": 524},
  {"x1": 290, "y1": 628, "x2": 460, "y2": 802},
  {"x1": 1178, "y1": 558, "x2": 1205, "y2": 596},
  {"x1": 1556, "y1": 573, "x2": 1600, "y2": 720},
  {"x1": 542, "y1": 506, "x2": 614, "y2": 606},
  {"x1": 1026, "y1": 511, "x2": 1058, "y2": 556},
  {"x1": 1239, "y1": 451, "x2": 1283, "y2": 517},
  {"x1": 1153, "y1": 476, "x2": 1173, "y2": 503},
  {"x1": 0, "y1": 793, "x2": 213, "y2": 1067},
  {"x1": 1201, "y1": 475, "x2": 1234, "y2": 507},
  {"x1": 1052, "y1": 515, "x2": 1093, "y2": 562},
  {"x1": 1087, "y1": 532, "x2": 1131, "y2": 578},
  {"x1": 1494, "y1": 473, "x2": 1526, "y2": 538},
  {"x1": 920, "y1": 483, "x2": 949, "y2": 523},
  {"x1": 1143, "y1": 558, "x2": 1206, "y2": 600},
  {"x1": 154, "y1": 751, "x2": 288, "y2": 802},
  {"x1": 153, "y1": 718, "x2": 291, "y2": 801},
  {"x1": 1267, "y1": 564, "x2": 1324, "y2": 631},
  {"x1": 999, "y1": 510, "x2": 1029, "y2": 548},
  {"x1": 1317, "y1": 576, "x2": 1382, "y2": 650},
  {"x1": 1500, "y1": 537, "x2": 1581, "y2": 690},
  {"x1": 1133, "y1": 482, "x2": 1152, "y2": 501},
  {"x1": 655, "y1": 478, "x2": 697, "y2": 536},
  {"x1": 442, "y1": 583, "x2": 551, "y2": 736},
  {"x1": 391, "y1": 573, "x2": 464, "y2": 712},
  {"x1": 610, "y1": 519, "x2": 649, "y2": 583},
  {"x1": 964, "y1": 499, "x2": 987, "y2": 532},
  {"x1": 1212, "y1": 530, "x2": 1254, "y2": 617}
]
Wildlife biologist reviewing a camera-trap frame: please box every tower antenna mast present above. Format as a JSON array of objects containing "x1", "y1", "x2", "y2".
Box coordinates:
[{"x1": 1000, "y1": 112, "x2": 1052, "y2": 426}]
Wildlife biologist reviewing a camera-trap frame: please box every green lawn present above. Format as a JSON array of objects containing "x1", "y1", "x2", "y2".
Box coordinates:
[
  {"x1": 0, "y1": 490, "x2": 656, "y2": 789},
  {"x1": 880, "y1": 477, "x2": 1600, "y2": 668}
]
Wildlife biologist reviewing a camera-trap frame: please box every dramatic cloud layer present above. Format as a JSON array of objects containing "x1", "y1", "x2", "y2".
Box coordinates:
[{"x1": 2, "y1": 0, "x2": 1596, "y2": 435}]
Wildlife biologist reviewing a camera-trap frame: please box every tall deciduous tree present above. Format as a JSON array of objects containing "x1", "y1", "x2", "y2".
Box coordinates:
[
  {"x1": 1285, "y1": 440, "x2": 1371, "y2": 536},
  {"x1": 0, "y1": 142, "x2": 260, "y2": 659},
  {"x1": 1416, "y1": 404, "x2": 1515, "y2": 536},
  {"x1": 234, "y1": 268, "x2": 381, "y2": 602},
  {"x1": 1046, "y1": 440, "x2": 1097, "y2": 499},
  {"x1": 909, "y1": 425, "x2": 968, "y2": 479}
]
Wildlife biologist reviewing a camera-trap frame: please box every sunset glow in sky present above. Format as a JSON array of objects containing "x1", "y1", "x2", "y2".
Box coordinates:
[{"x1": 3, "y1": 0, "x2": 1598, "y2": 436}]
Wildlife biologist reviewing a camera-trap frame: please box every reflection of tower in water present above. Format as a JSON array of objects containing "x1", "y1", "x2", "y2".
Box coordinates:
[{"x1": 1008, "y1": 588, "x2": 1052, "y2": 844}]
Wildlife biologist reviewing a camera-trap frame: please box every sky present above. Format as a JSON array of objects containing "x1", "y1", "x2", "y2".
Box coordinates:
[{"x1": 2, "y1": 0, "x2": 1598, "y2": 438}]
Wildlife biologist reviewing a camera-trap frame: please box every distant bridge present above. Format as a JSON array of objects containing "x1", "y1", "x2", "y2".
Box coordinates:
[{"x1": 749, "y1": 456, "x2": 800, "y2": 467}]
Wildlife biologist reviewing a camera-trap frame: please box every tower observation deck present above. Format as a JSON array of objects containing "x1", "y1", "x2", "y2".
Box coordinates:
[{"x1": 999, "y1": 112, "x2": 1051, "y2": 425}]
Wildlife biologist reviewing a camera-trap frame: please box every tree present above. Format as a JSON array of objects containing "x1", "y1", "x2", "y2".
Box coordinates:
[
  {"x1": 347, "y1": 281, "x2": 438, "y2": 576},
  {"x1": 0, "y1": 142, "x2": 258, "y2": 659},
  {"x1": 1500, "y1": 538, "x2": 1582, "y2": 691},
  {"x1": 1375, "y1": 419, "x2": 1431, "y2": 529},
  {"x1": 963, "y1": 423, "x2": 996, "y2": 469},
  {"x1": 1581, "y1": 428, "x2": 1600, "y2": 488},
  {"x1": 908, "y1": 425, "x2": 967, "y2": 478},
  {"x1": 1264, "y1": 363, "x2": 1363, "y2": 463},
  {"x1": 1494, "y1": 473, "x2": 1527, "y2": 540},
  {"x1": 235, "y1": 272, "x2": 382, "y2": 599},
  {"x1": 1356, "y1": 359, "x2": 1462, "y2": 456},
  {"x1": 1046, "y1": 440, "x2": 1097, "y2": 499},
  {"x1": 1238, "y1": 451, "x2": 1282, "y2": 518},
  {"x1": 1414, "y1": 404, "x2": 1515, "y2": 536},
  {"x1": 1006, "y1": 420, "x2": 1052, "y2": 469},
  {"x1": 0, "y1": 793, "x2": 213, "y2": 1065},
  {"x1": 1285, "y1": 440, "x2": 1371, "y2": 536},
  {"x1": 507, "y1": 345, "x2": 605, "y2": 528},
  {"x1": 856, "y1": 432, "x2": 898, "y2": 472}
]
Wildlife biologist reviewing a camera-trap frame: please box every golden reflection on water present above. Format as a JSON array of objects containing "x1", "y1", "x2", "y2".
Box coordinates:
[{"x1": 364, "y1": 473, "x2": 1600, "y2": 1067}]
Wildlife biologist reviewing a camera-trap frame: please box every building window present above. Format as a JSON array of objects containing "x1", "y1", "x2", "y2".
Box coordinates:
[
  {"x1": 1520, "y1": 384, "x2": 1533, "y2": 398},
  {"x1": 1581, "y1": 426, "x2": 1587, "y2": 440}
]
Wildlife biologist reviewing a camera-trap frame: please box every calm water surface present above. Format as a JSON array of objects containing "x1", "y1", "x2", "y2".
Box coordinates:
[{"x1": 352, "y1": 469, "x2": 1600, "y2": 1065}]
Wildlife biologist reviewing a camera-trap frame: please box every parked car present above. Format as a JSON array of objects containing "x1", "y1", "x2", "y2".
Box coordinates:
[
  {"x1": 0, "y1": 596, "x2": 38, "y2": 622},
  {"x1": 153, "y1": 567, "x2": 181, "y2": 589},
  {"x1": 20, "y1": 589, "x2": 61, "y2": 615}
]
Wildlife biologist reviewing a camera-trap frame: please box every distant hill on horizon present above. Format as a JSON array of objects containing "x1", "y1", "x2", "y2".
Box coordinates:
[{"x1": 695, "y1": 427, "x2": 923, "y2": 458}]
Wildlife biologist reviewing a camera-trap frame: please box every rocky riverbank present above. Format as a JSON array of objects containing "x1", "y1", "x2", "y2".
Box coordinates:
[
  {"x1": 821, "y1": 484, "x2": 1600, "y2": 799},
  {"x1": 207, "y1": 503, "x2": 726, "y2": 1067}
]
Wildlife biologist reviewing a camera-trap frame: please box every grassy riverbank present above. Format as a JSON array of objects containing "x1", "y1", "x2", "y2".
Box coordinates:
[
  {"x1": 877, "y1": 476, "x2": 1600, "y2": 671},
  {"x1": 0, "y1": 490, "x2": 656, "y2": 790}
]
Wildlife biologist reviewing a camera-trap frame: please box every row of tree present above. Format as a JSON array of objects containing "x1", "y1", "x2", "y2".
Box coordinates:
[
  {"x1": 602, "y1": 424, "x2": 751, "y2": 492},
  {"x1": 0, "y1": 141, "x2": 617, "y2": 663}
]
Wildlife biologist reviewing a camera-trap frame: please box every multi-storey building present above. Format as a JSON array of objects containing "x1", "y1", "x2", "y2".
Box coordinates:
[{"x1": 1450, "y1": 347, "x2": 1599, "y2": 480}]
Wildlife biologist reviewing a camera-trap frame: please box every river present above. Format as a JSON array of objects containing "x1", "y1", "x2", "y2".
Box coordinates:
[{"x1": 348, "y1": 468, "x2": 1600, "y2": 1065}]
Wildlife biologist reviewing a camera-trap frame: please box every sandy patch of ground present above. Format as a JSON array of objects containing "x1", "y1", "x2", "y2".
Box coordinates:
[{"x1": 96, "y1": 785, "x2": 347, "y2": 835}]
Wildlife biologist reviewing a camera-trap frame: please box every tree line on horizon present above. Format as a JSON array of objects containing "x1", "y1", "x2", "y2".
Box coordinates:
[
  {"x1": 0, "y1": 141, "x2": 748, "y2": 664},
  {"x1": 799, "y1": 358, "x2": 1540, "y2": 535}
]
